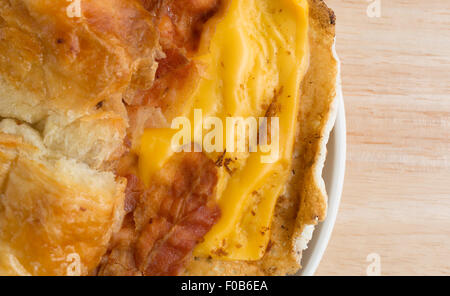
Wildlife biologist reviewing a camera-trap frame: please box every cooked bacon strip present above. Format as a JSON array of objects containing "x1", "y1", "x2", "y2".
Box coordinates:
[
  {"x1": 100, "y1": 153, "x2": 220, "y2": 276},
  {"x1": 125, "y1": 49, "x2": 198, "y2": 122},
  {"x1": 134, "y1": 153, "x2": 220, "y2": 275},
  {"x1": 141, "y1": 0, "x2": 221, "y2": 52},
  {"x1": 124, "y1": 0, "x2": 221, "y2": 133},
  {"x1": 124, "y1": 174, "x2": 143, "y2": 213},
  {"x1": 143, "y1": 205, "x2": 220, "y2": 275},
  {"x1": 155, "y1": 48, "x2": 190, "y2": 80}
]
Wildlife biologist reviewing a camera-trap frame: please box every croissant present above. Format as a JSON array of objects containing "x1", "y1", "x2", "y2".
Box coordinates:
[{"x1": 0, "y1": 0, "x2": 339, "y2": 276}]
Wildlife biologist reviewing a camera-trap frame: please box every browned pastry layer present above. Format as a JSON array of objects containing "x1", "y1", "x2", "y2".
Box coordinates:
[
  {"x1": 0, "y1": 0, "x2": 161, "y2": 275},
  {"x1": 0, "y1": 127, "x2": 125, "y2": 275}
]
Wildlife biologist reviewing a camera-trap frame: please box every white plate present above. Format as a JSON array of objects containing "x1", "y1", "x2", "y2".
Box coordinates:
[{"x1": 299, "y1": 52, "x2": 346, "y2": 275}]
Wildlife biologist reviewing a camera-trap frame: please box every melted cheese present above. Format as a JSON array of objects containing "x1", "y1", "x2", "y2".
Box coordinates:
[
  {"x1": 138, "y1": 0, "x2": 309, "y2": 260},
  {"x1": 138, "y1": 128, "x2": 176, "y2": 187}
]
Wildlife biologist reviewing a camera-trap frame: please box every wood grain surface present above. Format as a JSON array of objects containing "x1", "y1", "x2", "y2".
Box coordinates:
[{"x1": 315, "y1": 0, "x2": 450, "y2": 276}]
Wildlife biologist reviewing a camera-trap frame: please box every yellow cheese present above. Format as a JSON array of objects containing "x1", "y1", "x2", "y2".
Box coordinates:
[
  {"x1": 138, "y1": 0, "x2": 310, "y2": 260},
  {"x1": 138, "y1": 128, "x2": 177, "y2": 187}
]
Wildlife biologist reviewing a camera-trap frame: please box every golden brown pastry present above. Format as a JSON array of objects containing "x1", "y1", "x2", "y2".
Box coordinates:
[
  {"x1": 0, "y1": 121, "x2": 125, "y2": 275},
  {"x1": 0, "y1": 0, "x2": 160, "y2": 275}
]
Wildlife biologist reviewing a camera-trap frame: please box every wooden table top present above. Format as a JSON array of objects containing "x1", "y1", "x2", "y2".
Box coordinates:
[{"x1": 315, "y1": 0, "x2": 450, "y2": 276}]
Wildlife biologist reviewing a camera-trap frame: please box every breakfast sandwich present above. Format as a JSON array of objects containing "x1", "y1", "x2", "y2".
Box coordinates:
[{"x1": 0, "y1": 0, "x2": 339, "y2": 276}]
